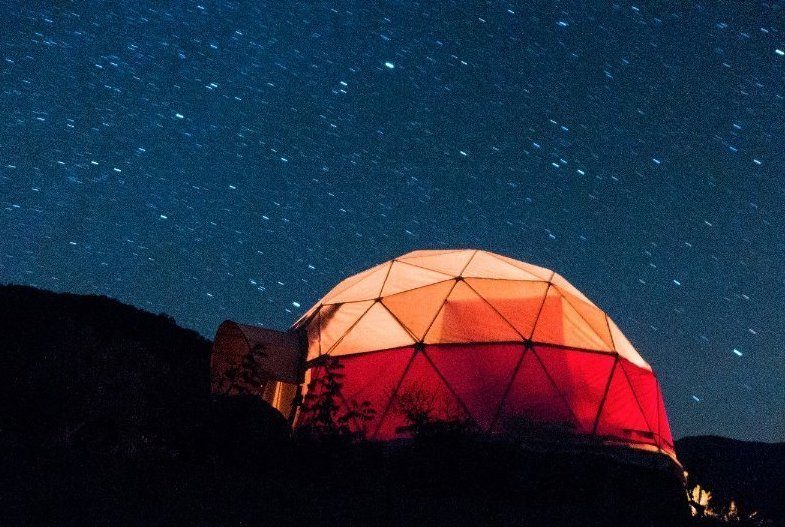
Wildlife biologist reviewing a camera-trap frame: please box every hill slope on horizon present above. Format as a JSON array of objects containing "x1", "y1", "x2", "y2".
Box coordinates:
[
  {"x1": 0, "y1": 284, "x2": 213, "y2": 452},
  {"x1": 1, "y1": 284, "x2": 781, "y2": 526}
]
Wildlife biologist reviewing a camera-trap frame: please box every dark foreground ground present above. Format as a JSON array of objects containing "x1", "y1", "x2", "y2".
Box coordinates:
[{"x1": 0, "y1": 285, "x2": 780, "y2": 526}]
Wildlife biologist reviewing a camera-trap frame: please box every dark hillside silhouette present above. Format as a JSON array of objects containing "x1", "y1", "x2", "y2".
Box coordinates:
[
  {"x1": 0, "y1": 285, "x2": 776, "y2": 526},
  {"x1": 0, "y1": 285, "x2": 290, "y2": 525},
  {"x1": 0, "y1": 284, "x2": 212, "y2": 452}
]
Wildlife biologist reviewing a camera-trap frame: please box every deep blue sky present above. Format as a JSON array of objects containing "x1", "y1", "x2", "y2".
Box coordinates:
[{"x1": 1, "y1": 1, "x2": 783, "y2": 442}]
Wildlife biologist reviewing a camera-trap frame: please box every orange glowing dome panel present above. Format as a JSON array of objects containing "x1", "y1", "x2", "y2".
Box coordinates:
[{"x1": 292, "y1": 249, "x2": 675, "y2": 456}]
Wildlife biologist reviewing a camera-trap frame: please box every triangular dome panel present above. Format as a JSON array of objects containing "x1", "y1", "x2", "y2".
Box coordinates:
[
  {"x1": 465, "y1": 278, "x2": 549, "y2": 339},
  {"x1": 534, "y1": 346, "x2": 616, "y2": 434},
  {"x1": 426, "y1": 343, "x2": 524, "y2": 432},
  {"x1": 462, "y1": 251, "x2": 545, "y2": 281},
  {"x1": 329, "y1": 301, "x2": 416, "y2": 356},
  {"x1": 619, "y1": 360, "x2": 660, "y2": 445},
  {"x1": 321, "y1": 261, "x2": 389, "y2": 304},
  {"x1": 314, "y1": 301, "x2": 374, "y2": 360},
  {"x1": 324, "y1": 262, "x2": 392, "y2": 304},
  {"x1": 398, "y1": 250, "x2": 476, "y2": 276},
  {"x1": 493, "y1": 348, "x2": 576, "y2": 434},
  {"x1": 382, "y1": 280, "x2": 455, "y2": 340},
  {"x1": 551, "y1": 273, "x2": 597, "y2": 307},
  {"x1": 553, "y1": 286, "x2": 615, "y2": 350},
  {"x1": 380, "y1": 260, "x2": 452, "y2": 296},
  {"x1": 532, "y1": 287, "x2": 614, "y2": 352},
  {"x1": 424, "y1": 280, "x2": 522, "y2": 343},
  {"x1": 486, "y1": 253, "x2": 553, "y2": 281},
  {"x1": 334, "y1": 348, "x2": 415, "y2": 437},
  {"x1": 373, "y1": 351, "x2": 470, "y2": 439},
  {"x1": 595, "y1": 365, "x2": 656, "y2": 446},
  {"x1": 607, "y1": 316, "x2": 651, "y2": 370}
]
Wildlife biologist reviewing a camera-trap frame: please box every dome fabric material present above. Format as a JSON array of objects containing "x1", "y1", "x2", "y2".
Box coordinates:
[{"x1": 293, "y1": 249, "x2": 675, "y2": 457}]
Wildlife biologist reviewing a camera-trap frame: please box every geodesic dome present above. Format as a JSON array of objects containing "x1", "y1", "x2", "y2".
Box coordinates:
[{"x1": 292, "y1": 249, "x2": 675, "y2": 458}]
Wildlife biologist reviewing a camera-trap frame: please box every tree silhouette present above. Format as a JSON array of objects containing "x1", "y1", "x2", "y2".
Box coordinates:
[
  {"x1": 393, "y1": 385, "x2": 478, "y2": 439},
  {"x1": 295, "y1": 356, "x2": 375, "y2": 441},
  {"x1": 212, "y1": 342, "x2": 271, "y2": 396}
]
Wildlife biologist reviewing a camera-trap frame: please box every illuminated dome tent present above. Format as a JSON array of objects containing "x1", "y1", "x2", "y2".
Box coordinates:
[{"x1": 212, "y1": 249, "x2": 675, "y2": 460}]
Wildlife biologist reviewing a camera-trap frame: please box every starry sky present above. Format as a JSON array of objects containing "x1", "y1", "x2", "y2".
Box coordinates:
[{"x1": 1, "y1": 1, "x2": 783, "y2": 442}]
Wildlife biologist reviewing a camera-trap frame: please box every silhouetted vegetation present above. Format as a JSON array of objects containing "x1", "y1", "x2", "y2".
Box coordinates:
[
  {"x1": 392, "y1": 384, "x2": 480, "y2": 440},
  {"x1": 688, "y1": 484, "x2": 771, "y2": 526},
  {"x1": 212, "y1": 338, "x2": 272, "y2": 396},
  {"x1": 678, "y1": 436, "x2": 785, "y2": 527},
  {"x1": 0, "y1": 285, "x2": 779, "y2": 526},
  {"x1": 295, "y1": 356, "x2": 375, "y2": 442}
]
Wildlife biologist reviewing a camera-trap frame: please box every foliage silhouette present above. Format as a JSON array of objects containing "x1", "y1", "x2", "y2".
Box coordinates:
[
  {"x1": 294, "y1": 356, "x2": 375, "y2": 442},
  {"x1": 392, "y1": 384, "x2": 479, "y2": 440},
  {"x1": 212, "y1": 341, "x2": 271, "y2": 396},
  {"x1": 678, "y1": 436, "x2": 785, "y2": 526},
  {"x1": 688, "y1": 484, "x2": 771, "y2": 526}
]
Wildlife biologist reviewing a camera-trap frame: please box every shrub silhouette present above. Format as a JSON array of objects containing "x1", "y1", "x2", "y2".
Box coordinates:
[
  {"x1": 677, "y1": 436, "x2": 784, "y2": 526},
  {"x1": 689, "y1": 484, "x2": 770, "y2": 526},
  {"x1": 213, "y1": 340, "x2": 272, "y2": 396},
  {"x1": 391, "y1": 384, "x2": 478, "y2": 440},
  {"x1": 295, "y1": 356, "x2": 375, "y2": 442}
]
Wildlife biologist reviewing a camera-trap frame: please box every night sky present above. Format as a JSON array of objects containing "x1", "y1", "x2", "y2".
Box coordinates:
[{"x1": 1, "y1": 1, "x2": 783, "y2": 442}]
